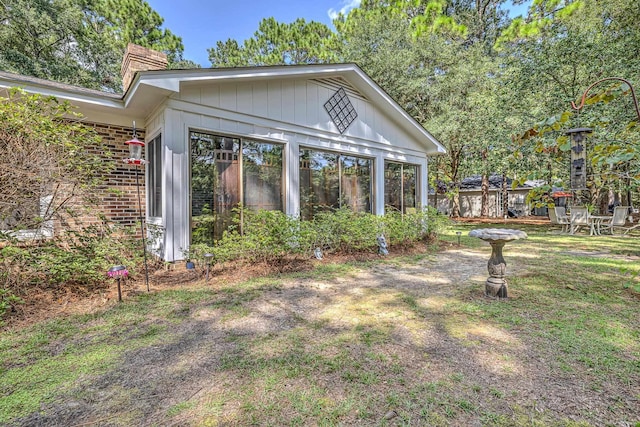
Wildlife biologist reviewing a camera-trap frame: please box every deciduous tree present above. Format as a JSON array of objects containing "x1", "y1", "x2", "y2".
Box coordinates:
[
  {"x1": 0, "y1": 89, "x2": 111, "y2": 234},
  {"x1": 0, "y1": 0, "x2": 187, "y2": 91}
]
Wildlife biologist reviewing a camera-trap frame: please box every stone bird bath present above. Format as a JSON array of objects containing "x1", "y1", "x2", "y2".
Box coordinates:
[{"x1": 469, "y1": 228, "x2": 528, "y2": 299}]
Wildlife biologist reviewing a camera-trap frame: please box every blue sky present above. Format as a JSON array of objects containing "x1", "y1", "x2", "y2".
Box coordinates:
[{"x1": 146, "y1": 0, "x2": 529, "y2": 67}]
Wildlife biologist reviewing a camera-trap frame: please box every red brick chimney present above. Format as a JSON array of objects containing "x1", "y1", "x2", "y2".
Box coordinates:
[{"x1": 121, "y1": 43, "x2": 168, "y2": 92}]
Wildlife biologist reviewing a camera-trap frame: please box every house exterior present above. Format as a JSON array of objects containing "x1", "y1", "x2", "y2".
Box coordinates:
[
  {"x1": 0, "y1": 44, "x2": 445, "y2": 261},
  {"x1": 429, "y1": 175, "x2": 542, "y2": 218}
]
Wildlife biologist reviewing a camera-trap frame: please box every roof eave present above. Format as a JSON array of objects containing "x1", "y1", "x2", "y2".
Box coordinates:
[
  {"x1": 126, "y1": 64, "x2": 447, "y2": 154},
  {"x1": 0, "y1": 71, "x2": 123, "y2": 110}
]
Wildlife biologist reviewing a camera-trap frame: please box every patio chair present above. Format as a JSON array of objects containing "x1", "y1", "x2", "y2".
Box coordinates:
[
  {"x1": 556, "y1": 206, "x2": 567, "y2": 218},
  {"x1": 549, "y1": 207, "x2": 570, "y2": 232},
  {"x1": 601, "y1": 206, "x2": 640, "y2": 235},
  {"x1": 569, "y1": 206, "x2": 589, "y2": 234}
]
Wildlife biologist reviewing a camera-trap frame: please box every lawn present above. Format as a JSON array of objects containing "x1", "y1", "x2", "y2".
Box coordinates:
[{"x1": 1, "y1": 224, "x2": 639, "y2": 426}]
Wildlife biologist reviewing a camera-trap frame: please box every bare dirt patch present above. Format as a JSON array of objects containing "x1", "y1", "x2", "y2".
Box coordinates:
[{"x1": 5, "y1": 239, "x2": 640, "y2": 426}]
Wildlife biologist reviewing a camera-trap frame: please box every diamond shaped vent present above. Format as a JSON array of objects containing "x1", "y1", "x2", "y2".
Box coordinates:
[{"x1": 324, "y1": 87, "x2": 358, "y2": 134}]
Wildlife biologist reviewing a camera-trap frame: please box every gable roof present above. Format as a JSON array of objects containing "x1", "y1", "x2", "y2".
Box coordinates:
[{"x1": 0, "y1": 64, "x2": 446, "y2": 154}]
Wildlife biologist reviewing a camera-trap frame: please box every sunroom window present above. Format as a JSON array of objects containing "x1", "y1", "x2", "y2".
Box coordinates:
[
  {"x1": 299, "y1": 149, "x2": 372, "y2": 220},
  {"x1": 190, "y1": 131, "x2": 283, "y2": 244},
  {"x1": 147, "y1": 134, "x2": 162, "y2": 218},
  {"x1": 384, "y1": 162, "x2": 418, "y2": 213}
]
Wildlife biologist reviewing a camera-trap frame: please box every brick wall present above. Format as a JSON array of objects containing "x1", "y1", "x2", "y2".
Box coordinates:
[
  {"x1": 54, "y1": 122, "x2": 148, "y2": 235},
  {"x1": 94, "y1": 123, "x2": 147, "y2": 228}
]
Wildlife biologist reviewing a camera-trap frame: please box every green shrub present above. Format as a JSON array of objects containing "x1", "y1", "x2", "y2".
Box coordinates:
[
  {"x1": 0, "y1": 286, "x2": 23, "y2": 322},
  {"x1": 0, "y1": 222, "x2": 148, "y2": 322},
  {"x1": 183, "y1": 206, "x2": 449, "y2": 267},
  {"x1": 312, "y1": 208, "x2": 381, "y2": 253},
  {"x1": 423, "y1": 206, "x2": 450, "y2": 239},
  {"x1": 381, "y1": 208, "x2": 424, "y2": 246},
  {"x1": 0, "y1": 207, "x2": 449, "y2": 323}
]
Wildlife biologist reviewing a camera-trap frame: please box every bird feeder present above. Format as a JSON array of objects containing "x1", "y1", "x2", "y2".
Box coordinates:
[{"x1": 124, "y1": 136, "x2": 146, "y2": 165}]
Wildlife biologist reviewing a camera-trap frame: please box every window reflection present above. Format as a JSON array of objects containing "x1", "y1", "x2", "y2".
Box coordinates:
[
  {"x1": 243, "y1": 141, "x2": 283, "y2": 211},
  {"x1": 300, "y1": 148, "x2": 372, "y2": 220},
  {"x1": 190, "y1": 132, "x2": 283, "y2": 244},
  {"x1": 384, "y1": 162, "x2": 418, "y2": 213}
]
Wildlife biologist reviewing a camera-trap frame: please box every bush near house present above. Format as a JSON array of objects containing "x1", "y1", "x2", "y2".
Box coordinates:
[
  {"x1": 0, "y1": 89, "x2": 121, "y2": 322},
  {"x1": 186, "y1": 206, "x2": 448, "y2": 267},
  {"x1": 0, "y1": 89, "x2": 110, "y2": 232},
  {"x1": 1, "y1": 207, "x2": 447, "y2": 323},
  {"x1": 0, "y1": 223, "x2": 147, "y2": 320}
]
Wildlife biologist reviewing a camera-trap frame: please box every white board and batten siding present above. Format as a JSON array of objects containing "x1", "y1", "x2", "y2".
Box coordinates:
[{"x1": 153, "y1": 77, "x2": 431, "y2": 261}]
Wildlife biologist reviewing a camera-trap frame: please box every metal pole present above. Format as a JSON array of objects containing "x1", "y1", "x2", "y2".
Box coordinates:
[
  {"x1": 572, "y1": 77, "x2": 640, "y2": 121},
  {"x1": 135, "y1": 165, "x2": 150, "y2": 292}
]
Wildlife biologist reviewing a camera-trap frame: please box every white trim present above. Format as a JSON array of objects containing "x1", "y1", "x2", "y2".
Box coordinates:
[
  {"x1": 146, "y1": 132, "x2": 163, "y2": 221},
  {"x1": 0, "y1": 79, "x2": 122, "y2": 109},
  {"x1": 167, "y1": 99, "x2": 430, "y2": 159},
  {"x1": 133, "y1": 64, "x2": 445, "y2": 154}
]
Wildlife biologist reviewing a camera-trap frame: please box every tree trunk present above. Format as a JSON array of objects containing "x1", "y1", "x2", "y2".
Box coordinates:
[
  {"x1": 480, "y1": 173, "x2": 489, "y2": 217},
  {"x1": 433, "y1": 164, "x2": 439, "y2": 212},
  {"x1": 502, "y1": 173, "x2": 508, "y2": 218},
  {"x1": 452, "y1": 188, "x2": 461, "y2": 217}
]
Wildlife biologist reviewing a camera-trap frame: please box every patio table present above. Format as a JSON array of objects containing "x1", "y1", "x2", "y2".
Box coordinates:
[{"x1": 589, "y1": 215, "x2": 613, "y2": 236}]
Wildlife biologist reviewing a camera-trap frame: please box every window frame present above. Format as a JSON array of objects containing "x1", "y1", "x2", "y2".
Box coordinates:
[
  {"x1": 147, "y1": 134, "x2": 163, "y2": 219},
  {"x1": 299, "y1": 147, "x2": 374, "y2": 220},
  {"x1": 384, "y1": 161, "x2": 420, "y2": 214},
  {"x1": 188, "y1": 130, "x2": 285, "y2": 244}
]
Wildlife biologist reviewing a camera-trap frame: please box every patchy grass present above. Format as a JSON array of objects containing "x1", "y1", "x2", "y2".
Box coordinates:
[{"x1": 1, "y1": 224, "x2": 639, "y2": 426}]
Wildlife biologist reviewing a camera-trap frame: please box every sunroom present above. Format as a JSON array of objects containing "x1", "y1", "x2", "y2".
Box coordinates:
[
  {"x1": 142, "y1": 69, "x2": 445, "y2": 260},
  {"x1": 0, "y1": 45, "x2": 446, "y2": 262}
]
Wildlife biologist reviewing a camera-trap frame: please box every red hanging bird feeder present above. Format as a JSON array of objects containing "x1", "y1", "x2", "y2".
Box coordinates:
[{"x1": 124, "y1": 136, "x2": 146, "y2": 165}]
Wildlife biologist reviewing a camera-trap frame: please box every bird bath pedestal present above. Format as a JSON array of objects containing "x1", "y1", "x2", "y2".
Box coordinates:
[{"x1": 469, "y1": 228, "x2": 528, "y2": 299}]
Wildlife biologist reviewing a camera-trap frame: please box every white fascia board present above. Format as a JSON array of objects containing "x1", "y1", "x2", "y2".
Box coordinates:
[
  {"x1": 124, "y1": 65, "x2": 360, "y2": 107},
  {"x1": 122, "y1": 74, "x2": 178, "y2": 110},
  {"x1": 138, "y1": 64, "x2": 360, "y2": 84},
  {"x1": 0, "y1": 78, "x2": 123, "y2": 111}
]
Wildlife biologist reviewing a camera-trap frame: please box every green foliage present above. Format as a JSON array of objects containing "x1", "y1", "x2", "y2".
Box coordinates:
[
  {"x1": 381, "y1": 208, "x2": 428, "y2": 245},
  {"x1": 502, "y1": 0, "x2": 640, "y2": 202},
  {"x1": 620, "y1": 266, "x2": 640, "y2": 294},
  {"x1": 0, "y1": 89, "x2": 111, "y2": 232},
  {"x1": 0, "y1": 0, "x2": 187, "y2": 91},
  {"x1": 0, "y1": 288, "x2": 23, "y2": 324},
  {"x1": 208, "y1": 17, "x2": 338, "y2": 67},
  {"x1": 0, "y1": 223, "x2": 146, "y2": 322},
  {"x1": 191, "y1": 205, "x2": 217, "y2": 247},
  {"x1": 525, "y1": 184, "x2": 554, "y2": 208},
  {"x1": 496, "y1": 0, "x2": 584, "y2": 47},
  {"x1": 184, "y1": 207, "x2": 448, "y2": 267}
]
